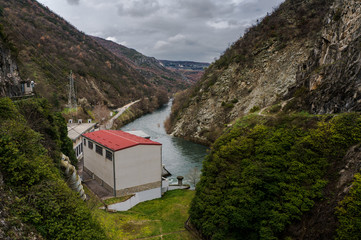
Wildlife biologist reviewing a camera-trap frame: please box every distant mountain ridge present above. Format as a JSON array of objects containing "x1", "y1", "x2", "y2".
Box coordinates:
[
  {"x1": 91, "y1": 36, "x2": 190, "y2": 92},
  {"x1": 159, "y1": 60, "x2": 210, "y2": 71}
]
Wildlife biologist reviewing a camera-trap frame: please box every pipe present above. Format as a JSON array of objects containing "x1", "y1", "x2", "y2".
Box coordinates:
[{"x1": 60, "y1": 154, "x2": 87, "y2": 201}]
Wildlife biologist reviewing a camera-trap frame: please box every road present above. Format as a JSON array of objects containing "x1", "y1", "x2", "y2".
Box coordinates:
[{"x1": 105, "y1": 99, "x2": 140, "y2": 129}]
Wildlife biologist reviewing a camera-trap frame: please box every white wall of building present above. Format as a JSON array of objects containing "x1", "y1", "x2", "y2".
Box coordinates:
[
  {"x1": 114, "y1": 145, "x2": 162, "y2": 190},
  {"x1": 83, "y1": 139, "x2": 114, "y2": 189}
]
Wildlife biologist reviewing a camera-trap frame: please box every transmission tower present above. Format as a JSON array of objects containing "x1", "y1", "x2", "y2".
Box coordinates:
[{"x1": 67, "y1": 71, "x2": 77, "y2": 109}]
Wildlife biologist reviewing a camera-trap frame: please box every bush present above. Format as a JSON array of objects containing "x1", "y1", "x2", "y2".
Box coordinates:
[{"x1": 0, "y1": 98, "x2": 107, "y2": 239}]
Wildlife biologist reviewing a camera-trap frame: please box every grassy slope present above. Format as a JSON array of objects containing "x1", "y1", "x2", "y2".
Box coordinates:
[{"x1": 86, "y1": 188, "x2": 196, "y2": 240}]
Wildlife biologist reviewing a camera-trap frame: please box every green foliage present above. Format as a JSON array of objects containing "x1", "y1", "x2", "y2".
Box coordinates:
[
  {"x1": 336, "y1": 173, "x2": 361, "y2": 240},
  {"x1": 0, "y1": 98, "x2": 107, "y2": 239},
  {"x1": 190, "y1": 113, "x2": 361, "y2": 239},
  {"x1": 15, "y1": 98, "x2": 77, "y2": 165},
  {"x1": 250, "y1": 105, "x2": 260, "y2": 113}
]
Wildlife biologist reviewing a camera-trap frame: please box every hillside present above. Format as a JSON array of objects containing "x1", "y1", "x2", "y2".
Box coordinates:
[
  {"x1": 91, "y1": 36, "x2": 191, "y2": 92},
  {"x1": 166, "y1": 0, "x2": 360, "y2": 145},
  {"x1": 160, "y1": 60, "x2": 210, "y2": 84},
  {"x1": 162, "y1": 0, "x2": 361, "y2": 239},
  {"x1": 0, "y1": 0, "x2": 180, "y2": 108},
  {"x1": 190, "y1": 112, "x2": 361, "y2": 239},
  {"x1": 0, "y1": 97, "x2": 106, "y2": 239}
]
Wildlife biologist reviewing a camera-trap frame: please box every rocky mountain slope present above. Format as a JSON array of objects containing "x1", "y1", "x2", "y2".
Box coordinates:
[
  {"x1": 0, "y1": 0, "x2": 182, "y2": 108},
  {"x1": 287, "y1": 0, "x2": 361, "y2": 114},
  {"x1": 92, "y1": 36, "x2": 190, "y2": 92},
  {"x1": 166, "y1": 0, "x2": 360, "y2": 145}
]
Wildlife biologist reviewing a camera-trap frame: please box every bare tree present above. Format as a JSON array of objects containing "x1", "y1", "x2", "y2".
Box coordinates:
[{"x1": 187, "y1": 167, "x2": 201, "y2": 188}]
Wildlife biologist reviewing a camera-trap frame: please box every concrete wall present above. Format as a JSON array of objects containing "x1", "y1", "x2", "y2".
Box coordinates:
[
  {"x1": 108, "y1": 187, "x2": 162, "y2": 211},
  {"x1": 114, "y1": 145, "x2": 162, "y2": 192},
  {"x1": 83, "y1": 139, "x2": 114, "y2": 190}
]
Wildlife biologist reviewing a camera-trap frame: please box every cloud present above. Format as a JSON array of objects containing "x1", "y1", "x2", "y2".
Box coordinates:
[
  {"x1": 37, "y1": 0, "x2": 286, "y2": 62},
  {"x1": 118, "y1": 0, "x2": 160, "y2": 17},
  {"x1": 106, "y1": 36, "x2": 118, "y2": 42},
  {"x1": 67, "y1": 0, "x2": 80, "y2": 5}
]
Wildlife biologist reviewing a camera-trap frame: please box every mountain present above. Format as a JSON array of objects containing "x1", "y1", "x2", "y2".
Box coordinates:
[
  {"x1": 91, "y1": 36, "x2": 191, "y2": 92},
  {"x1": 159, "y1": 60, "x2": 210, "y2": 84},
  {"x1": 164, "y1": 0, "x2": 361, "y2": 239},
  {"x1": 166, "y1": 0, "x2": 360, "y2": 145},
  {"x1": 0, "y1": 0, "x2": 183, "y2": 108}
]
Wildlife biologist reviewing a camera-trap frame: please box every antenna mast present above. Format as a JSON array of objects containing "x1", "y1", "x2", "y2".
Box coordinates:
[{"x1": 68, "y1": 71, "x2": 77, "y2": 109}]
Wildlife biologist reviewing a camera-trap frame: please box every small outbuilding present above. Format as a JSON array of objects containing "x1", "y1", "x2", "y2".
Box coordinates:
[
  {"x1": 82, "y1": 130, "x2": 162, "y2": 198},
  {"x1": 67, "y1": 120, "x2": 97, "y2": 160}
]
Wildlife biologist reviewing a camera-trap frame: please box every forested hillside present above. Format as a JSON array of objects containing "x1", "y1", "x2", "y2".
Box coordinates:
[
  {"x1": 0, "y1": 97, "x2": 107, "y2": 239},
  {"x1": 190, "y1": 112, "x2": 361, "y2": 239},
  {"x1": 0, "y1": 0, "x2": 180, "y2": 108}
]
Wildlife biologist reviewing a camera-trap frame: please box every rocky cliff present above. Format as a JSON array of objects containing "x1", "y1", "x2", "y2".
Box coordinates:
[
  {"x1": 0, "y1": 42, "x2": 22, "y2": 97},
  {"x1": 287, "y1": 0, "x2": 361, "y2": 114},
  {"x1": 167, "y1": 0, "x2": 360, "y2": 145}
]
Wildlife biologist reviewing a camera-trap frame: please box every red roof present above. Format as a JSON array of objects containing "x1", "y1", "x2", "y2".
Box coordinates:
[{"x1": 82, "y1": 130, "x2": 161, "y2": 151}]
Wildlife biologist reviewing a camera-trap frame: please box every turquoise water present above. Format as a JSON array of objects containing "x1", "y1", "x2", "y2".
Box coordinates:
[{"x1": 121, "y1": 100, "x2": 208, "y2": 187}]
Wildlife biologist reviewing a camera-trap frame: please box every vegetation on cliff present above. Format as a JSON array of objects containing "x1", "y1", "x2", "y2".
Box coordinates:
[
  {"x1": 189, "y1": 112, "x2": 361, "y2": 239},
  {"x1": 0, "y1": 98, "x2": 107, "y2": 239}
]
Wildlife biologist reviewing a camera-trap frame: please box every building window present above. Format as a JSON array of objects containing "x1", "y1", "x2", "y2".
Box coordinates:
[
  {"x1": 83, "y1": 138, "x2": 86, "y2": 146},
  {"x1": 88, "y1": 141, "x2": 93, "y2": 150},
  {"x1": 106, "y1": 150, "x2": 113, "y2": 161},
  {"x1": 96, "y1": 145, "x2": 103, "y2": 155}
]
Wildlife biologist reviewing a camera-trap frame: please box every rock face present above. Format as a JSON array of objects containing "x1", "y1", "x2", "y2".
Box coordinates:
[
  {"x1": 169, "y1": 0, "x2": 360, "y2": 145},
  {"x1": 289, "y1": 0, "x2": 361, "y2": 114},
  {"x1": 0, "y1": 43, "x2": 22, "y2": 97}
]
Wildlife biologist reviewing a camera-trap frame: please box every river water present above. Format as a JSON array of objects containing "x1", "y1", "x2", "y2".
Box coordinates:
[{"x1": 121, "y1": 100, "x2": 208, "y2": 187}]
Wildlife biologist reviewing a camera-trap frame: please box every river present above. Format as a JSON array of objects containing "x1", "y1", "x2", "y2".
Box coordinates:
[{"x1": 121, "y1": 100, "x2": 208, "y2": 187}]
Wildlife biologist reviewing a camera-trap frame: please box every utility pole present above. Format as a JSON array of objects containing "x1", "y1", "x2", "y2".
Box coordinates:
[{"x1": 68, "y1": 71, "x2": 77, "y2": 109}]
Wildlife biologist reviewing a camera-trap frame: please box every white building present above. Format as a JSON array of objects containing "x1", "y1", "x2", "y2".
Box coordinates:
[
  {"x1": 82, "y1": 130, "x2": 162, "y2": 198},
  {"x1": 67, "y1": 120, "x2": 96, "y2": 160}
]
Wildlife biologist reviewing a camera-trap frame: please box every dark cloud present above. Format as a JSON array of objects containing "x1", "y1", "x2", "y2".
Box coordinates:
[
  {"x1": 66, "y1": 0, "x2": 80, "y2": 5},
  {"x1": 118, "y1": 0, "x2": 160, "y2": 17}
]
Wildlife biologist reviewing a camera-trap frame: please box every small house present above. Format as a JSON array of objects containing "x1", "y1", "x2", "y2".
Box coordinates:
[
  {"x1": 82, "y1": 130, "x2": 162, "y2": 198},
  {"x1": 67, "y1": 120, "x2": 97, "y2": 160}
]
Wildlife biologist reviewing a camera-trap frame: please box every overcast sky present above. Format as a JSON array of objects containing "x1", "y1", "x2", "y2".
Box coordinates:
[{"x1": 37, "y1": 0, "x2": 284, "y2": 62}]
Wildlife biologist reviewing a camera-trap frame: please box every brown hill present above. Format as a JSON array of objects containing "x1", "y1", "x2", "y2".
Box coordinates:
[
  {"x1": 91, "y1": 36, "x2": 191, "y2": 93},
  {"x1": 0, "y1": 0, "x2": 181, "y2": 108}
]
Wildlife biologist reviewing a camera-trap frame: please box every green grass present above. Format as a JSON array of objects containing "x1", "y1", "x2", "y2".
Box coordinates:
[{"x1": 90, "y1": 190, "x2": 196, "y2": 240}]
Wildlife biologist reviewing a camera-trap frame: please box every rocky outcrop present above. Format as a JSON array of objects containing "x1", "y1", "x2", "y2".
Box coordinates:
[
  {"x1": 288, "y1": 0, "x2": 361, "y2": 114},
  {"x1": 169, "y1": 0, "x2": 333, "y2": 145},
  {"x1": 0, "y1": 43, "x2": 22, "y2": 97}
]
